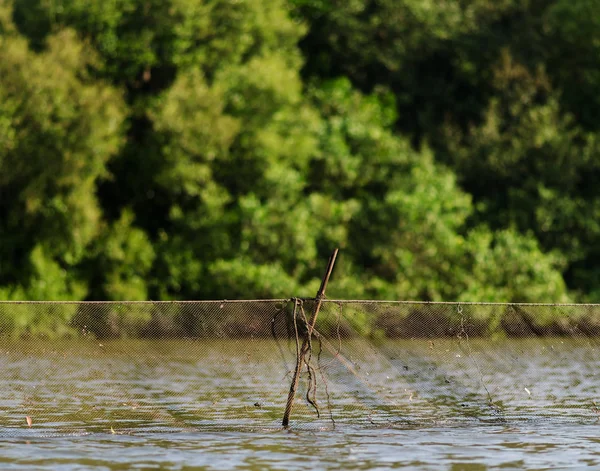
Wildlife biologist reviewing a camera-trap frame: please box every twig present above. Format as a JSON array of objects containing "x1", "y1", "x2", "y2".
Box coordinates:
[{"x1": 282, "y1": 249, "x2": 339, "y2": 427}]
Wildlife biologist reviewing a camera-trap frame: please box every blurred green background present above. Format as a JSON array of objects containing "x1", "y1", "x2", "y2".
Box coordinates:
[{"x1": 1, "y1": 0, "x2": 598, "y2": 305}]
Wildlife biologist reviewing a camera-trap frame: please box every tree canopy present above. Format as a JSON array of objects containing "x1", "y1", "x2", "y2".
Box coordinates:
[{"x1": 2, "y1": 0, "x2": 593, "y2": 312}]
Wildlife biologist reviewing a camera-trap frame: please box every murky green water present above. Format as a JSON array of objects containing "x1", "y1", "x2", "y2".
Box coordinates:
[{"x1": 1, "y1": 338, "x2": 600, "y2": 469}]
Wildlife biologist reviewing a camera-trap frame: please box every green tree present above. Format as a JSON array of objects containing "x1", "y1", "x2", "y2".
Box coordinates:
[
  {"x1": 292, "y1": 0, "x2": 598, "y2": 301},
  {"x1": 10, "y1": 0, "x2": 321, "y2": 300},
  {"x1": 442, "y1": 50, "x2": 600, "y2": 300},
  {"x1": 0, "y1": 16, "x2": 125, "y2": 300},
  {"x1": 308, "y1": 78, "x2": 568, "y2": 302},
  {"x1": 544, "y1": 0, "x2": 600, "y2": 131},
  {"x1": 1, "y1": 0, "x2": 573, "y2": 310}
]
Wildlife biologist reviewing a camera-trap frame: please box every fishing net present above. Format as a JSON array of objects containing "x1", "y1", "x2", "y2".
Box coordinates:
[{"x1": 1, "y1": 299, "x2": 599, "y2": 436}]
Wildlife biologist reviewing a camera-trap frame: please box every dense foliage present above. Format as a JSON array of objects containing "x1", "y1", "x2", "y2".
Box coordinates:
[{"x1": 3, "y1": 0, "x2": 596, "y2": 321}]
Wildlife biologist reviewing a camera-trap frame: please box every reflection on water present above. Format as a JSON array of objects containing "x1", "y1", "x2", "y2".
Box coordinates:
[{"x1": 1, "y1": 338, "x2": 599, "y2": 469}]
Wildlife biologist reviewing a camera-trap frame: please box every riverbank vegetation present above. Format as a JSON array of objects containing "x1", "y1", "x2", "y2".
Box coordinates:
[{"x1": 2, "y1": 1, "x2": 598, "y2": 337}]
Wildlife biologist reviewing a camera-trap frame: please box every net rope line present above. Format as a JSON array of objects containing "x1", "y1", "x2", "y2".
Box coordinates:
[
  {"x1": 1, "y1": 299, "x2": 600, "y2": 434},
  {"x1": 3, "y1": 299, "x2": 600, "y2": 306}
]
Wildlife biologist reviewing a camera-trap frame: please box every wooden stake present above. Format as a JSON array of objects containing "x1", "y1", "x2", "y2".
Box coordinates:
[{"x1": 282, "y1": 248, "x2": 339, "y2": 427}]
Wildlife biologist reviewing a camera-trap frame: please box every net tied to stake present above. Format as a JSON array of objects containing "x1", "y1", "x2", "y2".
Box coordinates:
[{"x1": 1, "y1": 298, "x2": 600, "y2": 435}]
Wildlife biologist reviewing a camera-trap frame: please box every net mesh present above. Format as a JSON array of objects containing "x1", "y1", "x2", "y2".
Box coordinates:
[{"x1": 1, "y1": 299, "x2": 599, "y2": 436}]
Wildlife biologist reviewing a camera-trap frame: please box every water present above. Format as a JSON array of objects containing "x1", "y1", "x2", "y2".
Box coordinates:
[
  {"x1": 2, "y1": 424, "x2": 600, "y2": 470},
  {"x1": 1, "y1": 338, "x2": 600, "y2": 469}
]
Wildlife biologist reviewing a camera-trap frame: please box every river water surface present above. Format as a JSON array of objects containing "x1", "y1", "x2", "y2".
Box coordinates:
[{"x1": 1, "y1": 338, "x2": 599, "y2": 470}]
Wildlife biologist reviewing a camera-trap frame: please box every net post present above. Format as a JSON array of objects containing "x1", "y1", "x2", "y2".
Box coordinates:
[{"x1": 282, "y1": 248, "x2": 339, "y2": 428}]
